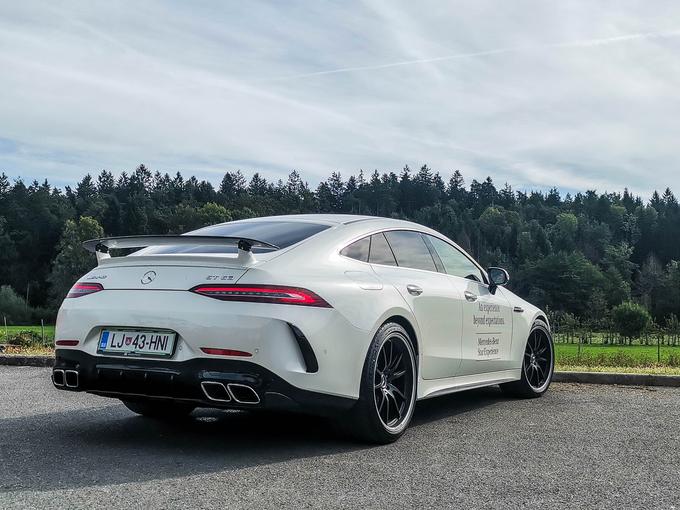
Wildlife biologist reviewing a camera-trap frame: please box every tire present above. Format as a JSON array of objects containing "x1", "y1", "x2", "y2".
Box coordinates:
[
  {"x1": 501, "y1": 319, "x2": 554, "y2": 398},
  {"x1": 122, "y1": 399, "x2": 196, "y2": 419},
  {"x1": 346, "y1": 322, "x2": 417, "y2": 444}
]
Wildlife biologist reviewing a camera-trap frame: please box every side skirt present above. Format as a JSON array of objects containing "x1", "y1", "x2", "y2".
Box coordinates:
[{"x1": 417, "y1": 369, "x2": 521, "y2": 400}]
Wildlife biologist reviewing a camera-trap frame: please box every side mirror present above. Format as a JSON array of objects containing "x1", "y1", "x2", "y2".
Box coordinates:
[{"x1": 487, "y1": 267, "x2": 509, "y2": 294}]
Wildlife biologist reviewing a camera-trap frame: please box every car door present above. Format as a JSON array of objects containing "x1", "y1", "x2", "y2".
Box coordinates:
[
  {"x1": 426, "y1": 236, "x2": 514, "y2": 376},
  {"x1": 368, "y1": 230, "x2": 464, "y2": 380}
]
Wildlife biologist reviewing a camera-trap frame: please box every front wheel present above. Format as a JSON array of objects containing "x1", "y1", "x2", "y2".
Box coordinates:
[
  {"x1": 501, "y1": 320, "x2": 554, "y2": 398},
  {"x1": 346, "y1": 322, "x2": 417, "y2": 444},
  {"x1": 122, "y1": 399, "x2": 196, "y2": 420}
]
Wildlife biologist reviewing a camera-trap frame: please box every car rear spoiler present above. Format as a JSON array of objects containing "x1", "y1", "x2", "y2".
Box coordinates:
[{"x1": 82, "y1": 235, "x2": 279, "y2": 266}]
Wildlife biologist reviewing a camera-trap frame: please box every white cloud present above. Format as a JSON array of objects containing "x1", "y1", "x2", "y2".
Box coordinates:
[{"x1": 0, "y1": 0, "x2": 679, "y2": 196}]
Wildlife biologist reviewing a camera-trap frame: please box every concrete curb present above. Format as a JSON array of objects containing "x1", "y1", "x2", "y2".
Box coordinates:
[
  {"x1": 553, "y1": 371, "x2": 680, "y2": 388},
  {"x1": 0, "y1": 355, "x2": 54, "y2": 367},
  {"x1": 0, "y1": 355, "x2": 679, "y2": 387}
]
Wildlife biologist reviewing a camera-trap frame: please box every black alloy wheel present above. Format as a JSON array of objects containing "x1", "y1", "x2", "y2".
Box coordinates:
[
  {"x1": 347, "y1": 322, "x2": 417, "y2": 444},
  {"x1": 523, "y1": 328, "x2": 552, "y2": 391},
  {"x1": 374, "y1": 336, "x2": 414, "y2": 430},
  {"x1": 501, "y1": 319, "x2": 554, "y2": 398}
]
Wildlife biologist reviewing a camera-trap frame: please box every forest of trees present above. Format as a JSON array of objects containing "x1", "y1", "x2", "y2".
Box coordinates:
[{"x1": 1, "y1": 164, "x2": 680, "y2": 330}]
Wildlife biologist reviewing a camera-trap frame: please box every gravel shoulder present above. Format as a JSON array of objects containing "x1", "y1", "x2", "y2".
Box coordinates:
[{"x1": 0, "y1": 366, "x2": 679, "y2": 509}]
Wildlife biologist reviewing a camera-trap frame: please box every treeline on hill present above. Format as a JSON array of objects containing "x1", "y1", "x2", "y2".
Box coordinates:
[{"x1": 1, "y1": 165, "x2": 679, "y2": 329}]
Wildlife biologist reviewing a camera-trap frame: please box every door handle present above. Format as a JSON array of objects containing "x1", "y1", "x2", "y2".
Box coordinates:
[
  {"x1": 406, "y1": 284, "x2": 423, "y2": 296},
  {"x1": 464, "y1": 291, "x2": 478, "y2": 302}
]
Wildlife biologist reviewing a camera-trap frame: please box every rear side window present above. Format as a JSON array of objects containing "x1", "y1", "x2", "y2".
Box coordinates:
[
  {"x1": 340, "y1": 236, "x2": 370, "y2": 262},
  {"x1": 369, "y1": 233, "x2": 397, "y2": 266},
  {"x1": 384, "y1": 231, "x2": 436, "y2": 271},
  {"x1": 145, "y1": 221, "x2": 330, "y2": 255}
]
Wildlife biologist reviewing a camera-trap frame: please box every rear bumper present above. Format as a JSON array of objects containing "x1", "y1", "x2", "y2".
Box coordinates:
[
  {"x1": 56, "y1": 289, "x2": 370, "y2": 399},
  {"x1": 53, "y1": 349, "x2": 356, "y2": 416}
]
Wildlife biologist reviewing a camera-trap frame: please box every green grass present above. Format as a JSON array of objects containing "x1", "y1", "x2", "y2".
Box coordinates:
[
  {"x1": 555, "y1": 342, "x2": 680, "y2": 369},
  {"x1": 0, "y1": 325, "x2": 55, "y2": 343}
]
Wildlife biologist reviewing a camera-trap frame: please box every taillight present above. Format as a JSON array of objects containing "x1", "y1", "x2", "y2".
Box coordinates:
[
  {"x1": 190, "y1": 285, "x2": 331, "y2": 308},
  {"x1": 66, "y1": 282, "x2": 104, "y2": 298}
]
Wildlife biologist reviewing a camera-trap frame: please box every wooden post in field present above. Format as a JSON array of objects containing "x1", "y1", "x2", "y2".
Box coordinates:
[
  {"x1": 3, "y1": 316, "x2": 6, "y2": 341},
  {"x1": 41, "y1": 319, "x2": 44, "y2": 343},
  {"x1": 658, "y1": 335, "x2": 661, "y2": 364}
]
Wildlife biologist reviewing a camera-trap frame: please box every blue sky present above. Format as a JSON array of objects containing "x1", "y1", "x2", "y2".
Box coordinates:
[{"x1": 1, "y1": 0, "x2": 679, "y2": 196}]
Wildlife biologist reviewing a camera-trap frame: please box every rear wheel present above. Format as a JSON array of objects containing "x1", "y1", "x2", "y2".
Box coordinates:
[
  {"x1": 346, "y1": 322, "x2": 417, "y2": 444},
  {"x1": 122, "y1": 399, "x2": 196, "y2": 419},
  {"x1": 501, "y1": 320, "x2": 554, "y2": 398}
]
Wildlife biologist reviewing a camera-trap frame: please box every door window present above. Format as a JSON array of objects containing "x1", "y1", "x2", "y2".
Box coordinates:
[
  {"x1": 383, "y1": 231, "x2": 437, "y2": 272},
  {"x1": 427, "y1": 235, "x2": 484, "y2": 282}
]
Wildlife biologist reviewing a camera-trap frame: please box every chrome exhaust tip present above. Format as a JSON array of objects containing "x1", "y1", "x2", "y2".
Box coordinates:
[
  {"x1": 200, "y1": 381, "x2": 232, "y2": 402},
  {"x1": 227, "y1": 383, "x2": 260, "y2": 404},
  {"x1": 52, "y1": 369, "x2": 65, "y2": 387},
  {"x1": 64, "y1": 370, "x2": 79, "y2": 388}
]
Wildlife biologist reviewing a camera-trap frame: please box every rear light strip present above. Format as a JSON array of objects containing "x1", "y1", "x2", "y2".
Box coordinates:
[
  {"x1": 201, "y1": 347, "x2": 252, "y2": 357},
  {"x1": 190, "y1": 285, "x2": 331, "y2": 308},
  {"x1": 55, "y1": 340, "x2": 79, "y2": 346},
  {"x1": 66, "y1": 282, "x2": 104, "y2": 298}
]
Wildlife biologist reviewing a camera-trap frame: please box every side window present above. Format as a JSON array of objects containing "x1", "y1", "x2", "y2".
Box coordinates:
[
  {"x1": 383, "y1": 231, "x2": 437, "y2": 272},
  {"x1": 428, "y1": 235, "x2": 484, "y2": 282},
  {"x1": 340, "y1": 236, "x2": 370, "y2": 262},
  {"x1": 368, "y1": 233, "x2": 397, "y2": 266}
]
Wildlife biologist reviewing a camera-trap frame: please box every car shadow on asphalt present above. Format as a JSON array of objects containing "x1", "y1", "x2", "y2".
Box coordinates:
[
  {"x1": 411, "y1": 386, "x2": 505, "y2": 427},
  {"x1": 0, "y1": 387, "x2": 504, "y2": 492}
]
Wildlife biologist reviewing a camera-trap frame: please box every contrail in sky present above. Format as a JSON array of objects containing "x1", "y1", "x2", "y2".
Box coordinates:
[{"x1": 268, "y1": 29, "x2": 680, "y2": 81}]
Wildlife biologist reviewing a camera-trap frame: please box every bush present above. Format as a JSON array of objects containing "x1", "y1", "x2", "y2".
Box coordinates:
[
  {"x1": 30, "y1": 305, "x2": 57, "y2": 324},
  {"x1": 5, "y1": 330, "x2": 43, "y2": 347},
  {"x1": 612, "y1": 302, "x2": 651, "y2": 340},
  {"x1": 0, "y1": 285, "x2": 31, "y2": 324}
]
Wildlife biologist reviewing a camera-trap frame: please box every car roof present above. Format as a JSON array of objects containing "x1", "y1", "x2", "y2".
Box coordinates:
[
  {"x1": 229, "y1": 214, "x2": 373, "y2": 225},
  {"x1": 223, "y1": 214, "x2": 445, "y2": 239},
  {"x1": 229, "y1": 213, "x2": 433, "y2": 228}
]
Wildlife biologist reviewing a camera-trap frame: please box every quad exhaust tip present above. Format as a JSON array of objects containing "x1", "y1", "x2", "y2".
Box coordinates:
[
  {"x1": 53, "y1": 369, "x2": 79, "y2": 388},
  {"x1": 227, "y1": 383, "x2": 260, "y2": 404},
  {"x1": 200, "y1": 381, "x2": 260, "y2": 404},
  {"x1": 65, "y1": 370, "x2": 79, "y2": 388},
  {"x1": 52, "y1": 369, "x2": 65, "y2": 387},
  {"x1": 200, "y1": 381, "x2": 232, "y2": 402}
]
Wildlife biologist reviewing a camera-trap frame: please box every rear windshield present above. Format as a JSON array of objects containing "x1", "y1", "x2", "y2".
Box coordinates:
[{"x1": 143, "y1": 221, "x2": 330, "y2": 255}]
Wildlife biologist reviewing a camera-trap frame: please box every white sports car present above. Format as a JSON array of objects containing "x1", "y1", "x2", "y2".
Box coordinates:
[{"x1": 52, "y1": 214, "x2": 554, "y2": 443}]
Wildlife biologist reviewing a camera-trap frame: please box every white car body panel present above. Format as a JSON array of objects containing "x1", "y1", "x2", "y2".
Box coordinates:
[
  {"x1": 370, "y1": 263, "x2": 465, "y2": 380},
  {"x1": 54, "y1": 214, "x2": 548, "y2": 405}
]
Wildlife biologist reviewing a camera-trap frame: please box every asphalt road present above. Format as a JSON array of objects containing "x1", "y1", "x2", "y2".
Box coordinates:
[{"x1": 0, "y1": 367, "x2": 679, "y2": 509}]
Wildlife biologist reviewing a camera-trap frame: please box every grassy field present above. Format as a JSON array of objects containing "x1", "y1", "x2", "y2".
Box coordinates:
[
  {"x1": 554, "y1": 342, "x2": 680, "y2": 367},
  {"x1": 2, "y1": 325, "x2": 680, "y2": 375},
  {"x1": 0, "y1": 325, "x2": 55, "y2": 343},
  {"x1": 554, "y1": 331, "x2": 680, "y2": 345}
]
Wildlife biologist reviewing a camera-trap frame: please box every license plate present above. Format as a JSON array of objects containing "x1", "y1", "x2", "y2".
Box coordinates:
[{"x1": 98, "y1": 329, "x2": 176, "y2": 357}]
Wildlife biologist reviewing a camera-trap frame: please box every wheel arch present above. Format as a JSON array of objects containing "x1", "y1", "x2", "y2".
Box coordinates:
[
  {"x1": 525, "y1": 314, "x2": 552, "y2": 348},
  {"x1": 532, "y1": 312, "x2": 551, "y2": 332},
  {"x1": 382, "y1": 314, "x2": 419, "y2": 359},
  {"x1": 535, "y1": 313, "x2": 549, "y2": 326}
]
